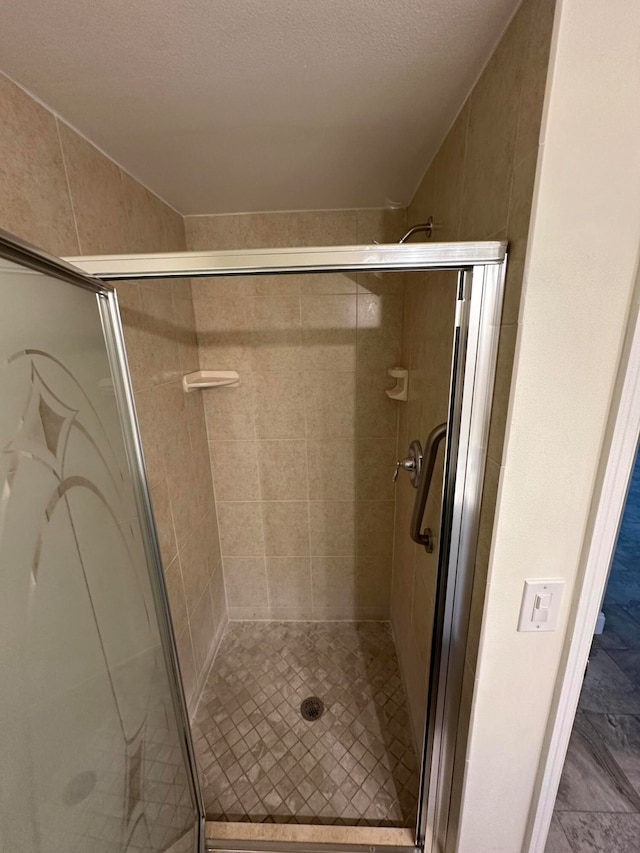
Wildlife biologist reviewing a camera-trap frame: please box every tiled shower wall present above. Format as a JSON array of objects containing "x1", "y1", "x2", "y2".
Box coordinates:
[
  {"x1": 0, "y1": 71, "x2": 225, "y2": 710},
  {"x1": 390, "y1": 0, "x2": 556, "y2": 826},
  {"x1": 185, "y1": 210, "x2": 407, "y2": 621}
]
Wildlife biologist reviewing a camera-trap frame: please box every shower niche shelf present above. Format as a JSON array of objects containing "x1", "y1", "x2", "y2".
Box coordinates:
[{"x1": 182, "y1": 370, "x2": 240, "y2": 392}]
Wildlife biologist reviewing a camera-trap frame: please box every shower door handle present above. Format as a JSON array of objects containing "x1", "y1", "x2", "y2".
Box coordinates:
[{"x1": 410, "y1": 422, "x2": 447, "y2": 553}]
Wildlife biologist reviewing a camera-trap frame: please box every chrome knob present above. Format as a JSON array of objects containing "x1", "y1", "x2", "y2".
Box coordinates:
[
  {"x1": 393, "y1": 439, "x2": 423, "y2": 487},
  {"x1": 393, "y1": 458, "x2": 416, "y2": 482}
]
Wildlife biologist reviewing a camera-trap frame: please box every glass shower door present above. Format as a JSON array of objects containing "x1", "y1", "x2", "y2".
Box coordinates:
[{"x1": 0, "y1": 243, "x2": 203, "y2": 853}]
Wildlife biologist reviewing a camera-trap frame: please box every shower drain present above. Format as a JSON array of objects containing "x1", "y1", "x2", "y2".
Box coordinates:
[{"x1": 300, "y1": 696, "x2": 324, "y2": 721}]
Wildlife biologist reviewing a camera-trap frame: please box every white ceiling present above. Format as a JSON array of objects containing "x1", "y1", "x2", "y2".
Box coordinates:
[{"x1": 0, "y1": 0, "x2": 521, "y2": 214}]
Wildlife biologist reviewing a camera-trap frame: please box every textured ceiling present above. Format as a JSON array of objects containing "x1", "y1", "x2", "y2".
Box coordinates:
[{"x1": 0, "y1": 0, "x2": 521, "y2": 214}]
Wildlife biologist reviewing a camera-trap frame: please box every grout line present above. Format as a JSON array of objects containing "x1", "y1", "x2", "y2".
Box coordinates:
[
  {"x1": 249, "y1": 370, "x2": 270, "y2": 613},
  {"x1": 55, "y1": 116, "x2": 83, "y2": 255}
]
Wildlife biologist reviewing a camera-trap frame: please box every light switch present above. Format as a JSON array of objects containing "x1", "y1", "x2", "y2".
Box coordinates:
[{"x1": 517, "y1": 579, "x2": 564, "y2": 632}]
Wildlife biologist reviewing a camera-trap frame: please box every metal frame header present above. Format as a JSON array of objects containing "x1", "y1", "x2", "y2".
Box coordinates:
[{"x1": 65, "y1": 241, "x2": 507, "y2": 281}]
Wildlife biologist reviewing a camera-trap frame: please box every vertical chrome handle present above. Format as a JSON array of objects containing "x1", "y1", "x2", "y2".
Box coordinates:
[{"x1": 410, "y1": 422, "x2": 447, "y2": 552}]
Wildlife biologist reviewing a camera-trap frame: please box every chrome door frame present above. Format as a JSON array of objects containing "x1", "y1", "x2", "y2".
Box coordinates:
[
  {"x1": 0, "y1": 228, "x2": 207, "y2": 853},
  {"x1": 65, "y1": 241, "x2": 507, "y2": 853}
]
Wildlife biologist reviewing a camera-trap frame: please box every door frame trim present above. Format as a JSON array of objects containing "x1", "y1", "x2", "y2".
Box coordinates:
[
  {"x1": 525, "y1": 296, "x2": 640, "y2": 851},
  {"x1": 64, "y1": 240, "x2": 507, "y2": 853}
]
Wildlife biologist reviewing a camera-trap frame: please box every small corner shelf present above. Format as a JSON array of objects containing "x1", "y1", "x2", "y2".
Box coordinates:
[
  {"x1": 385, "y1": 367, "x2": 408, "y2": 401},
  {"x1": 182, "y1": 370, "x2": 240, "y2": 392}
]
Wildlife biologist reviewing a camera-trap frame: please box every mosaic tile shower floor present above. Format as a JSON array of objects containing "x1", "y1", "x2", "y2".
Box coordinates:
[{"x1": 191, "y1": 621, "x2": 420, "y2": 826}]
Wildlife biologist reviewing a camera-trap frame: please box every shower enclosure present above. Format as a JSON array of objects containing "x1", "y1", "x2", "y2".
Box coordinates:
[{"x1": 0, "y1": 230, "x2": 505, "y2": 853}]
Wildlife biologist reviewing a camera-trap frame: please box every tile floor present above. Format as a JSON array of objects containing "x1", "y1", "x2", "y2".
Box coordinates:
[
  {"x1": 191, "y1": 621, "x2": 420, "y2": 826},
  {"x1": 546, "y1": 457, "x2": 640, "y2": 852}
]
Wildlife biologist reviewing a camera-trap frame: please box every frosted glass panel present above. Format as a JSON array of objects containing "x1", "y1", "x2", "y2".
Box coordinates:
[{"x1": 0, "y1": 257, "x2": 199, "y2": 852}]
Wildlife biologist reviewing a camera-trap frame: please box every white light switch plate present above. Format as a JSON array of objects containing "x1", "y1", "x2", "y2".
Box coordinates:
[{"x1": 517, "y1": 579, "x2": 564, "y2": 632}]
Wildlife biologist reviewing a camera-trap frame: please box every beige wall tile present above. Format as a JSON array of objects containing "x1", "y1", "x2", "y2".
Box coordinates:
[
  {"x1": 265, "y1": 557, "x2": 312, "y2": 608},
  {"x1": 136, "y1": 285, "x2": 182, "y2": 389},
  {"x1": 487, "y1": 324, "x2": 518, "y2": 465},
  {"x1": 210, "y1": 440, "x2": 260, "y2": 502},
  {"x1": 311, "y1": 556, "x2": 356, "y2": 610},
  {"x1": 120, "y1": 170, "x2": 184, "y2": 253},
  {"x1": 502, "y1": 149, "x2": 538, "y2": 325},
  {"x1": 356, "y1": 439, "x2": 397, "y2": 501},
  {"x1": 244, "y1": 274, "x2": 299, "y2": 298},
  {"x1": 249, "y1": 295, "x2": 302, "y2": 372},
  {"x1": 57, "y1": 123, "x2": 131, "y2": 255},
  {"x1": 179, "y1": 527, "x2": 211, "y2": 616},
  {"x1": 307, "y1": 439, "x2": 356, "y2": 500},
  {"x1": 269, "y1": 605, "x2": 314, "y2": 620},
  {"x1": 228, "y1": 605, "x2": 271, "y2": 620},
  {"x1": 223, "y1": 557, "x2": 268, "y2": 607},
  {"x1": 459, "y1": 1, "x2": 532, "y2": 239},
  {"x1": 240, "y1": 212, "x2": 299, "y2": 248},
  {"x1": 217, "y1": 502, "x2": 264, "y2": 556},
  {"x1": 411, "y1": 569, "x2": 436, "y2": 667},
  {"x1": 309, "y1": 501, "x2": 356, "y2": 556},
  {"x1": 430, "y1": 102, "x2": 470, "y2": 241},
  {"x1": 357, "y1": 501, "x2": 395, "y2": 557},
  {"x1": 357, "y1": 271, "x2": 405, "y2": 295},
  {"x1": 409, "y1": 165, "x2": 436, "y2": 227},
  {"x1": 173, "y1": 293, "x2": 200, "y2": 374},
  {"x1": 299, "y1": 272, "x2": 357, "y2": 295},
  {"x1": 163, "y1": 412, "x2": 201, "y2": 550},
  {"x1": 357, "y1": 294, "x2": 403, "y2": 372},
  {"x1": 202, "y1": 510, "x2": 222, "y2": 578},
  {"x1": 202, "y1": 378, "x2": 256, "y2": 441},
  {"x1": 148, "y1": 475, "x2": 177, "y2": 568},
  {"x1": 514, "y1": 0, "x2": 557, "y2": 164},
  {"x1": 301, "y1": 294, "x2": 357, "y2": 372},
  {"x1": 356, "y1": 371, "x2": 401, "y2": 438},
  {"x1": 185, "y1": 392, "x2": 217, "y2": 523},
  {"x1": 466, "y1": 459, "x2": 501, "y2": 672},
  {"x1": 185, "y1": 214, "x2": 242, "y2": 250},
  {"x1": 298, "y1": 210, "x2": 357, "y2": 246},
  {"x1": 194, "y1": 291, "x2": 253, "y2": 373},
  {"x1": 0, "y1": 75, "x2": 79, "y2": 256},
  {"x1": 194, "y1": 275, "x2": 247, "y2": 301},
  {"x1": 257, "y1": 440, "x2": 308, "y2": 501},
  {"x1": 175, "y1": 626, "x2": 197, "y2": 709},
  {"x1": 164, "y1": 555, "x2": 188, "y2": 637},
  {"x1": 304, "y1": 371, "x2": 356, "y2": 438},
  {"x1": 262, "y1": 501, "x2": 310, "y2": 556},
  {"x1": 210, "y1": 563, "x2": 227, "y2": 630},
  {"x1": 253, "y1": 372, "x2": 305, "y2": 438},
  {"x1": 356, "y1": 208, "x2": 407, "y2": 245},
  {"x1": 356, "y1": 556, "x2": 391, "y2": 610},
  {"x1": 189, "y1": 586, "x2": 216, "y2": 676}
]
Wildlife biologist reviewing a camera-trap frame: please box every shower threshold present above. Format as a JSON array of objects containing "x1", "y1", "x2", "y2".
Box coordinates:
[{"x1": 205, "y1": 821, "x2": 415, "y2": 851}]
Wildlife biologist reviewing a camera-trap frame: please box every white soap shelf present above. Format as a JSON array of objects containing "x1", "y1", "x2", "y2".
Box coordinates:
[
  {"x1": 182, "y1": 370, "x2": 240, "y2": 392},
  {"x1": 385, "y1": 367, "x2": 408, "y2": 401}
]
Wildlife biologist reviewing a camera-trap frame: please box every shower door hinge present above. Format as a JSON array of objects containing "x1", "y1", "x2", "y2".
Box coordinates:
[{"x1": 454, "y1": 297, "x2": 465, "y2": 328}]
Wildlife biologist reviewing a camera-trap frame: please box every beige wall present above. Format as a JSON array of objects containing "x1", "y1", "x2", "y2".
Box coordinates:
[
  {"x1": 185, "y1": 209, "x2": 407, "y2": 620},
  {"x1": 456, "y1": 0, "x2": 640, "y2": 849},
  {"x1": 0, "y1": 71, "x2": 225, "y2": 710},
  {"x1": 391, "y1": 0, "x2": 556, "y2": 763}
]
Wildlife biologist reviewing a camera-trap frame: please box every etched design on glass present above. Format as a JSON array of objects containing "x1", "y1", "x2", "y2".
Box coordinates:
[{"x1": 0, "y1": 345, "x2": 194, "y2": 853}]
